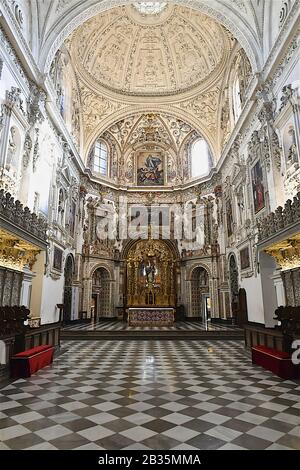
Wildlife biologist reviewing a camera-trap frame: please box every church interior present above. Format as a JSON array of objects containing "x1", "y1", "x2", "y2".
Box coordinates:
[{"x1": 0, "y1": 0, "x2": 300, "y2": 451}]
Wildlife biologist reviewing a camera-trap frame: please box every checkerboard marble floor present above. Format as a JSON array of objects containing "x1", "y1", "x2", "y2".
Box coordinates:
[
  {"x1": 1, "y1": 340, "x2": 300, "y2": 450},
  {"x1": 62, "y1": 320, "x2": 241, "y2": 332}
]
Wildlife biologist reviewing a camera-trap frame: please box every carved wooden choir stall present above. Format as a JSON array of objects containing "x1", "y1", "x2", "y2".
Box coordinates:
[{"x1": 251, "y1": 306, "x2": 300, "y2": 380}]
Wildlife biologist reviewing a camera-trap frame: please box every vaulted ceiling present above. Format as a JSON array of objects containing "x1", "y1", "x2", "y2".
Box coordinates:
[
  {"x1": 70, "y1": 4, "x2": 231, "y2": 96},
  {"x1": 32, "y1": 1, "x2": 259, "y2": 162},
  {"x1": 35, "y1": 0, "x2": 263, "y2": 75}
]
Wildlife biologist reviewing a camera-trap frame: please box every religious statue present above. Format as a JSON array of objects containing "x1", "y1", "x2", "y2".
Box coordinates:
[
  {"x1": 142, "y1": 261, "x2": 156, "y2": 285},
  {"x1": 23, "y1": 133, "x2": 32, "y2": 168},
  {"x1": 5, "y1": 127, "x2": 17, "y2": 173},
  {"x1": 287, "y1": 128, "x2": 298, "y2": 164}
]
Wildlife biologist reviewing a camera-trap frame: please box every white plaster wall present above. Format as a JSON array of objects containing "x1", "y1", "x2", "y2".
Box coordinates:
[
  {"x1": 259, "y1": 251, "x2": 278, "y2": 328},
  {"x1": 240, "y1": 275, "x2": 265, "y2": 324},
  {"x1": 0, "y1": 61, "x2": 21, "y2": 100},
  {"x1": 40, "y1": 275, "x2": 64, "y2": 324},
  {"x1": 8, "y1": 0, "x2": 31, "y2": 47}
]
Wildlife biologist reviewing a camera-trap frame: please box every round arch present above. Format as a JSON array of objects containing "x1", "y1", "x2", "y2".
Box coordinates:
[
  {"x1": 64, "y1": 253, "x2": 75, "y2": 272},
  {"x1": 187, "y1": 261, "x2": 212, "y2": 281},
  {"x1": 189, "y1": 264, "x2": 211, "y2": 320},
  {"x1": 122, "y1": 237, "x2": 180, "y2": 261},
  {"x1": 84, "y1": 106, "x2": 219, "y2": 165},
  {"x1": 90, "y1": 262, "x2": 114, "y2": 281},
  {"x1": 91, "y1": 266, "x2": 111, "y2": 319},
  {"x1": 63, "y1": 253, "x2": 75, "y2": 323},
  {"x1": 40, "y1": 0, "x2": 262, "y2": 77}
]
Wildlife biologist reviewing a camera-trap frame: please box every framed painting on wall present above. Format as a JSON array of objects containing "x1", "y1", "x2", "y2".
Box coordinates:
[
  {"x1": 53, "y1": 246, "x2": 63, "y2": 271},
  {"x1": 240, "y1": 246, "x2": 250, "y2": 270},
  {"x1": 251, "y1": 160, "x2": 265, "y2": 214},
  {"x1": 137, "y1": 151, "x2": 164, "y2": 186}
]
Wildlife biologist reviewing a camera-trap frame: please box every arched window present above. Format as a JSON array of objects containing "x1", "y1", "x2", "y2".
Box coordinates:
[
  {"x1": 191, "y1": 138, "x2": 211, "y2": 178},
  {"x1": 93, "y1": 140, "x2": 108, "y2": 176},
  {"x1": 233, "y1": 75, "x2": 242, "y2": 123}
]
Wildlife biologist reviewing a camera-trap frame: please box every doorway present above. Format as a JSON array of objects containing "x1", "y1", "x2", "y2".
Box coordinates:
[
  {"x1": 229, "y1": 254, "x2": 239, "y2": 322},
  {"x1": 92, "y1": 267, "x2": 110, "y2": 319},
  {"x1": 238, "y1": 288, "x2": 248, "y2": 326},
  {"x1": 190, "y1": 266, "x2": 210, "y2": 323},
  {"x1": 63, "y1": 254, "x2": 74, "y2": 323},
  {"x1": 91, "y1": 295, "x2": 97, "y2": 320},
  {"x1": 203, "y1": 294, "x2": 211, "y2": 324}
]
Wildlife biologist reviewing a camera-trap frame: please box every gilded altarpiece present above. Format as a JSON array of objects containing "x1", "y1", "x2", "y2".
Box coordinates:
[{"x1": 126, "y1": 239, "x2": 176, "y2": 308}]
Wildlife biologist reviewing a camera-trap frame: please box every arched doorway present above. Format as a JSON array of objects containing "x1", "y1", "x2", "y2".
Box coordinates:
[
  {"x1": 92, "y1": 268, "x2": 110, "y2": 319},
  {"x1": 238, "y1": 288, "x2": 248, "y2": 327},
  {"x1": 125, "y1": 239, "x2": 177, "y2": 307},
  {"x1": 229, "y1": 254, "x2": 239, "y2": 321},
  {"x1": 63, "y1": 254, "x2": 74, "y2": 323},
  {"x1": 190, "y1": 267, "x2": 210, "y2": 322}
]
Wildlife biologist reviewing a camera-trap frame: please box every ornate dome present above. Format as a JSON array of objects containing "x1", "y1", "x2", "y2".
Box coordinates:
[{"x1": 70, "y1": 4, "x2": 231, "y2": 96}]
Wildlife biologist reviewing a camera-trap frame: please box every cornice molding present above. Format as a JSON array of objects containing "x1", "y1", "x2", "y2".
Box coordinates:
[
  {"x1": 0, "y1": 26, "x2": 30, "y2": 93},
  {"x1": 261, "y1": 0, "x2": 300, "y2": 81},
  {"x1": 44, "y1": 76, "x2": 85, "y2": 174},
  {"x1": 0, "y1": 0, "x2": 42, "y2": 83}
]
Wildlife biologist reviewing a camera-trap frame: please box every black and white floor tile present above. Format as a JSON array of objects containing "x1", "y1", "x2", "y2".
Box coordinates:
[
  {"x1": 0, "y1": 340, "x2": 300, "y2": 450},
  {"x1": 62, "y1": 320, "x2": 241, "y2": 332}
]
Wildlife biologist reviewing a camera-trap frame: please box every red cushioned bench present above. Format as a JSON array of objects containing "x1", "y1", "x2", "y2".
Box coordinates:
[
  {"x1": 10, "y1": 345, "x2": 54, "y2": 379},
  {"x1": 252, "y1": 345, "x2": 298, "y2": 380}
]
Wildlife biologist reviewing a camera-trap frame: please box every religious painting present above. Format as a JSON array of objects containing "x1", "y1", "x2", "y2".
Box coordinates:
[
  {"x1": 240, "y1": 246, "x2": 250, "y2": 270},
  {"x1": 137, "y1": 152, "x2": 164, "y2": 186},
  {"x1": 251, "y1": 160, "x2": 265, "y2": 214},
  {"x1": 226, "y1": 199, "x2": 233, "y2": 237},
  {"x1": 53, "y1": 246, "x2": 63, "y2": 271}
]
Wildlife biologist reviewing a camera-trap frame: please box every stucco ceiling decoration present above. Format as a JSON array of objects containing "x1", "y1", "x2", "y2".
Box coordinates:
[
  {"x1": 79, "y1": 85, "x2": 128, "y2": 135},
  {"x1": 103, "y1": 112, "x2": 198, "y2": 152},
  {"x1": 43, "y1": 0, "x2": 260, "y2": 77},
  {"x1": 70, "y1": 4, "x2": 232, "y2": 96}
]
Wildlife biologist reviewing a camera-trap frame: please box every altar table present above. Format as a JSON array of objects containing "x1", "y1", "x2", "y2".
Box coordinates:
[{"x1": 127, "y1": 308, "x2": 175, "y2": 327}]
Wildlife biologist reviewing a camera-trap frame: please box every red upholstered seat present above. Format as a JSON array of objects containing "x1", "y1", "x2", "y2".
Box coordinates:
[
  {"x1": 252, "y1": 345, "x2": 290, "y2": 359},
  {"x1": 10, "y1": 345, "x2": 54, "y2": 378},
  {"x1": 252, "y1": 345, "x2": 298, "y2": 379},
  {"x1": 13, "y1": 345, "x2": 53, "y2": 358}
]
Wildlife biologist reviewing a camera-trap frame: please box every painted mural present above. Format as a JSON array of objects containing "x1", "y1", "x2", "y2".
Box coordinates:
[{"x1": 137, "y1": 152, "x2": 164, "y2": 186}]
